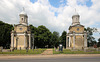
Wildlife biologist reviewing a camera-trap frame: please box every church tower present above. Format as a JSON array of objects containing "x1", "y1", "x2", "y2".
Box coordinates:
[
  {"x1": 10, "y1": 8, "x2": 33, "y2": 50},
  {"x1": 72, "y1": 10, "x2": 80, "y2": 25},
  {"x1": 19, "y1": 8, "x2": 28, "y2": 25},
  {"x1": 66, "y1": 10, "x2": 87, "y2": 49}
]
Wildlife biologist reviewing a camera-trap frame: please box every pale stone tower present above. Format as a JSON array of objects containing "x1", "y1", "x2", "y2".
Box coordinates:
[
  {"x1": 11, "y1": 8, "x2": 33, "y2": 50},
  {"x1": 66, "y1": 10, "x2": 87, "y2": 49},
  {"x1": 72, "y1": 10, "x2": 80, "y2": 25},
  {"x1": 19, "y1": 8, "x2": 28, "y2": 25}
]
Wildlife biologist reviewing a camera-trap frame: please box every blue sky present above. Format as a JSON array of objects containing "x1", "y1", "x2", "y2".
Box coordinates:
[
  {"x1": 30, "y1": 0, "x2": 93, "y2": 17},
  {"x1": 30, "y1": 0, "x2": 66, "y2": 8},
  {"x1": 0, "y1": 0, "x2": 100, "y2": 41},
  {"x1": 30, "y1": 0, "x2": 93, "y2": 7},
  {"x1": 86, "y1": 0, "x2": 93, "y2": 7},
  {"x1": 29, "y1": 0, "x2": 99, "y2": 41}
]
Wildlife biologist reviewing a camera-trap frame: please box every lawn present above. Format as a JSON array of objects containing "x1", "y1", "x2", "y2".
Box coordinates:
[
  {"x1": 0, "y1": 48, "x2": 46, "y2": 54},
  {"x1": 53, "y1": 49, "x2": 100, "y2": 54}
]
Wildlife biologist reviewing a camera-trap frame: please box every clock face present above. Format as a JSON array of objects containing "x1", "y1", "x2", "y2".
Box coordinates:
[
  {"x1": 77, "y1": 28, "x2": 79, "y2": 31},
  {"x1": 19, "y1": 28, "x2": 22, "y2": 30}
]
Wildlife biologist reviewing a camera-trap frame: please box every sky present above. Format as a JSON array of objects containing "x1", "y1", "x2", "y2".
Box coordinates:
[{"x1": 0, "y1": 0, "x2": 100, "y2": 41}]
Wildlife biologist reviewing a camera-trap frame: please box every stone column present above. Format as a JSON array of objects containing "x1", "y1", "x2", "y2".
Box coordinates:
[
  {"x1": 29, "y1": 34, "x2": 31, "y2": 49},
  {"x1": 11, "y1": 32, "x2": 14, "y2": 49},
  {"x1": 73, "y1": 33, "x2": 75, "y2": 48},
  {"x1": 32, "y1": 34, "x2": 34, "y2": 50},
  {"x1": 24, "y1": 32, "x2": 26, "y2": 49},
  {"x1": 66, "y1": 35, "x2": 68, "y2": 48},
  {"x1": 84, "y1": 33, "x2": 87, "y2": 47},
  {"x1": 16, "y1": 37, "x2": 18, "y2": 49},
  {"x1": 69, "y1": 37, "x2": 70, "y2": 47}
]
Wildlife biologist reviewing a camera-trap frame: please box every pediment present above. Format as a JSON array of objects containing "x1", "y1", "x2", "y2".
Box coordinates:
[{"x1": 15, "y1": 24, "x2": 27, "y2": 27}]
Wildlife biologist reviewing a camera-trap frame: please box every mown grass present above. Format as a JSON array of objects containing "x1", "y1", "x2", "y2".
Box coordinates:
[
  {"x1": 0, "y1": 48, "x2": 46, "y2": 54},
  {"x1": 53, "y1": 49, "x2": 100, "y2": 54}
]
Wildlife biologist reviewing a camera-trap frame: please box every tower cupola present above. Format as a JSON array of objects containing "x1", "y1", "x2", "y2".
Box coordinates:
[
  {"x1": 72, "y1": 9, "x2": 80, "y2": 25},
  {"x1": 19, "y1": 8, "x2": 28, "y2": 25}
]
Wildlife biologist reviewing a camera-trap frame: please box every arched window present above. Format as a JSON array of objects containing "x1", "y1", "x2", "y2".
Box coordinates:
[{"x1": 22, "y1": 18, "x2": 23, "y2": 20}]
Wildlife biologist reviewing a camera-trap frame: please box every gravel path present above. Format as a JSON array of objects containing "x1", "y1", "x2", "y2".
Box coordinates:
[{"x1": 41, "y1": 49, "x2": 53, "y2": 55}]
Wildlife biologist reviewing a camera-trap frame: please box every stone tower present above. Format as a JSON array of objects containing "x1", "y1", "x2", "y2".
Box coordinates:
[
  {"x1": 19, "y1": 8, "x2": 28, "y2": 25},
  {"x1": 66, "y1": 10, "x2": 87, "y2": 49},
  {"x1": 10, "y1": 8, "x2": 33, "y2": 50},
  {"x1": 72, "y1": 11, "x2": 80, "y2": 25}
]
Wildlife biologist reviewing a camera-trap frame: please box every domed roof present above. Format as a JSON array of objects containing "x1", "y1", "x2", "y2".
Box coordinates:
[
  {"x1": 20, "y1": 8, "x2": 27, "y2": 15},
  {"x1": 73, "y1": 12, "x2": 79, "y2": 16},
  {"x1": 20, "y1": 11, "x2": 27, "y2": 15},
  {"x1": 72, "y1": 9, "x2": 79, "y2": 16}
]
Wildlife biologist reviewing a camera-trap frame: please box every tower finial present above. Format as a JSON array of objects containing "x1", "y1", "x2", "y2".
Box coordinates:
[
  {"x1": 75, "y1": 8, "x2": 76, "y2": 13},
  {"x1": 23, "y1": 7, "x2": 25, "y2": 11}
]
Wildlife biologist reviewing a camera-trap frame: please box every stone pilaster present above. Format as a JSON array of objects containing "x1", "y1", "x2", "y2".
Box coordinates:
[
  {"x1": 29, "y1": 34, "x2": 31, "y2": 49},
  {"x1": 16, "y1": 37, "x2": 18, "y2": 49},
  {"x1": 73, "y1": 32, "x2": 75, "y2": 48},
  {"x1": 32, "y1": 34, "x2": 34, "y2": 50},
  {"x1": 24, "y1": 32, "x2": 26, "y2": 49},
  {"x1": 69, "y1": 37, "x2": 70, "y2": 47},
  {"x1": 84, "y1": 32, "x2": 87, "y2": 48},
  {"x1": 11, "y1": 31, "x2": 14, "y2": 49},
  {"x1": 66, "y1": 34, "x2": 68, "y2": 48}
]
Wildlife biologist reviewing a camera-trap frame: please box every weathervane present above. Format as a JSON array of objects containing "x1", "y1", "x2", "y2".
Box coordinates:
[
  {"x1": 75, "y1": 8, "x2": 76, "y2": 13},
  {"x1": 23, "y1": 7, "x2": 25, "y2": 11}
]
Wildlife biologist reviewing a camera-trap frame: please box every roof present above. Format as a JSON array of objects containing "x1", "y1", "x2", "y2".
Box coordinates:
[
  {"x1": 72, "y1": 9, "x2": 79, "y2": 16},
  {"x1": 20, "y1": 11, "x2": 27, "y2": 15},
  {"x1": 19, "y1": 8, "x2": 27, "y2": 15},
  {"x1": 73, "y1": 12, "x2": 79, "y2": 16},
  {"x1": 69, "y1": 24, "x2": 84, "y2": 30},
  {"x1": 14, "y1": 24, "x2": 28, "y2": 27}
]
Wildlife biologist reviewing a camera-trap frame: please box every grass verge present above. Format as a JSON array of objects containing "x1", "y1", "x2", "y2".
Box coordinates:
[
  {"x1": 53, "y1": 49, "x2": 100, "y2": 54},
  {"x1": 0, "y1": 48, "x2": 46, "y2": 54}
]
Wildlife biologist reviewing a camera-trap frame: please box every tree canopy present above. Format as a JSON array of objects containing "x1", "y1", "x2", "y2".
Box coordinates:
[
  {"x1": 0, "y1": 21, "x2": 13, "y2": 48},
  {"x1": 52, "y1": 31, "x2": 60, "y2": 48},
  {"x1": 60, "y1": 31, "x2": 67, "y2": 48},
  {"x1": 97, "y1": 38, "x2": 100, "y2": 47},
  {"x1": 30, "y1": 25, "x2": 53, "y2": 48},
  {"x1": 84, "y1": 27, "x2": 97, "y2": 47},
  {"x1": 1, "y1": 20, "x2": 100, "y2": 49}
]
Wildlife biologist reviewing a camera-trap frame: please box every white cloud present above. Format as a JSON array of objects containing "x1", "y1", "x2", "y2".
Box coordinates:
[
  {"x1": 0, "y1": 0, "x2": 100, "y2": 37},
  {"x1": 60, "y1": 0, "x2": 64, "y2": 3}
]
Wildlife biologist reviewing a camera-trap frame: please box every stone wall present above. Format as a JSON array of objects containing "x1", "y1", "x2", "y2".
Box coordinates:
[
  {"x1": 69, "y1": 26, "x2": 84, "y2": 33},
  {"x1": 75, "y1": 35, "x2": 84, "y2": 49},
  {"x1": 14, "y1": 25, "x2": 27, "y2": 33}
]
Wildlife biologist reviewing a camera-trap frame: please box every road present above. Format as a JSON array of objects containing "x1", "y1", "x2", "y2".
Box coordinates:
[{"x1": 0, "y1": 56, "x2": 100, "y2": 62}]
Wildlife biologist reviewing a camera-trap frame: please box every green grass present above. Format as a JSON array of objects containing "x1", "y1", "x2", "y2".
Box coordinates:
[
  {"x1": 53, "y1": 49, "x2": 100, "y2": 54},
  {"x1": 0, "y1": 48, "x2": 46, "y2": 54}
]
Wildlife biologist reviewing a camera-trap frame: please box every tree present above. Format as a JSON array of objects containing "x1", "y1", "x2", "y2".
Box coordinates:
[
  {"x1": 60, "y1": 31, "x2": 67, "y2": 48},
  {"x1": 37, "y1": 25, "x2": 53, "y2": 48},
  {"x1": 30, "y1": 25, "x2": 53, "y2": 48},
  {"x1": 52, "y1": 31, "x2": 59, "y2": 48},
  {"x1": 0, "y1": 21, "x2": 13, "y2": 48},
  {"x1": 84, "y1": 27, "x2": 97, "y2": 47},
  {"x1": 29, "y1": 24, "x2": 38, "y2": 48},
  {"x1": 97, "y1": 38, "x2": 100, "y2": 47}
]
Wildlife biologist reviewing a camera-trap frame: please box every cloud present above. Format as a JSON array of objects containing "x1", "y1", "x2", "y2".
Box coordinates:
[{"x1": 0, "y1": 0, "x2": 100, "y2": 38}]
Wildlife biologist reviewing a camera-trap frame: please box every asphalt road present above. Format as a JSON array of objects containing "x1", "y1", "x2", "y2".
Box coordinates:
[{"x1": 0, "y1": 56, "x2": 100, "y2": 62}]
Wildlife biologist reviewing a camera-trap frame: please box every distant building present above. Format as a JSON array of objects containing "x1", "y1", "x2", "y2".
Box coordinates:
[
  {"x1": 10, "y1": 8, "x2": 33, "y2": 50},
  {"x1": 66, "y1": 11, "x2": 87, "y2": 49}
]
